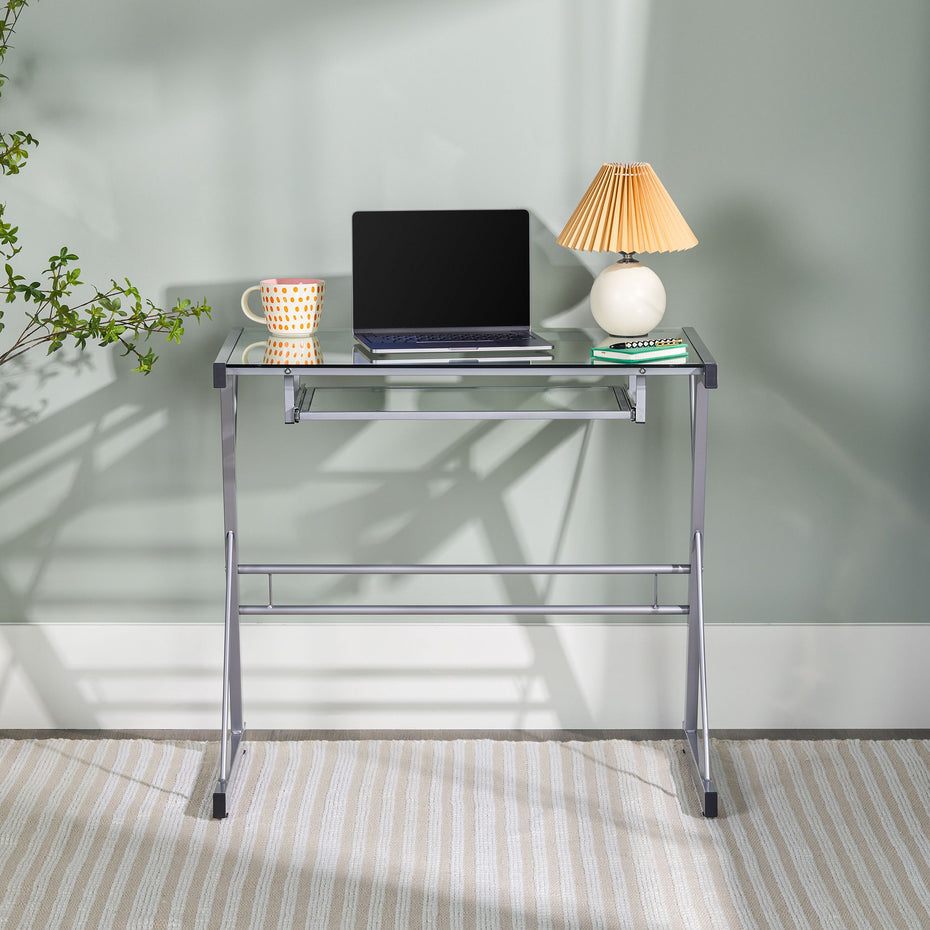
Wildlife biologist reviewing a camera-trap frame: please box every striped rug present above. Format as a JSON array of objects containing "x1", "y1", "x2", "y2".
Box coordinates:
[{"x1": 1, "y1": 737, "x2": 929, "y2": 929}]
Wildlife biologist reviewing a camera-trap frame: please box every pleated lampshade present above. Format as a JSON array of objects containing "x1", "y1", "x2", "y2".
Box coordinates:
[
  {"x1": 557, "y1": 163, "x2": 697, "y2": 336},
  {"x1": 557, "y1": 162, "x2": 697, "y2": 254}
]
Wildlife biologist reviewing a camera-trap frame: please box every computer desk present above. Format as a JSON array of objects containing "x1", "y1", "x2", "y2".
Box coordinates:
[{"x1": 211, "y1": 326, "x2": 719, "y2": 818}]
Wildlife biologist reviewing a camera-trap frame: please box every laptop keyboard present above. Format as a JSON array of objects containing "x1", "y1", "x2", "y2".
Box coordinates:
[{"x1": 379, "y1": 332, "x2": 527, "y2": 344}]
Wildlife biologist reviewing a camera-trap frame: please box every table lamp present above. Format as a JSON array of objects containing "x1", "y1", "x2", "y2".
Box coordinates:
[{"x1": 557, "y1": 162, "x2": 697, "y2": 336}]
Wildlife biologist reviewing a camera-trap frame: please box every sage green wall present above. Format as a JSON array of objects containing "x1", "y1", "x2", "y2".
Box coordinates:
[{"x1": 1, "y1": 0, "x2": 928, "y2": 658}]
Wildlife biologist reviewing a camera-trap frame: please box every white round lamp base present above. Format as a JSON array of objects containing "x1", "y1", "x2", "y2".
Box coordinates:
[{"x1": 590, "y1": 261, "x2": 667, "y2": 337}]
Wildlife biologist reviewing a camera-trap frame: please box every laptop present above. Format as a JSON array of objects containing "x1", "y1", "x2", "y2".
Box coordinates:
[{"x1": 352, "y1": 209, "x2": 552, "y2": 354}]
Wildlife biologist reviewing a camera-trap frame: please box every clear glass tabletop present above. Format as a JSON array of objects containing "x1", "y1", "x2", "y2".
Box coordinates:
[{"x1": 215, "y1": 326, "x2": 716, "y2": 386}]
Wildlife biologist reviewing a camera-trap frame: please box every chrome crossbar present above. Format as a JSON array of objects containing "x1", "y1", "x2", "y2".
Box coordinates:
[
  {"x1": 238, "y1": 562, "x2": 691, "y2": 575},
  {"x1": 238, "y1": 604, "x2": 689, "y2": 616}
]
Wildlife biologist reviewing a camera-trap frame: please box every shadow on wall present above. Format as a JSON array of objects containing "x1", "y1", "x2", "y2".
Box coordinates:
[
  {"x1": 0, "y1": 300, "x2": 229, "y2": 723},
  {"x1": 635, "y1": 0, "x2": 930, "y2": 622},
  {"x1": 683, "y1": 199, "x2": 930, "y2": 621},
  {"x1": 0, "y1": 217, "x2": 697, "y2": 728}
]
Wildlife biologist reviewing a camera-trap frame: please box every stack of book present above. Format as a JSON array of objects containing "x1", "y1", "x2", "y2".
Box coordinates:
[{"x1": 590, "y1": 336, "x2": 688, "y2": 365}]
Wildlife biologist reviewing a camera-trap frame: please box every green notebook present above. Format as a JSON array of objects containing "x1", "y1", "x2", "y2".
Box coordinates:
[{"x1": 590, "y1": 342, "x2": 689, "y2": 364}]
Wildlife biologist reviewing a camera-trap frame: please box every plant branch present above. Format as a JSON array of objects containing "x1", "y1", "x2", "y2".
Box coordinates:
[{"x1": 0, "y1": 0, "x2": 212, "y2": 375}]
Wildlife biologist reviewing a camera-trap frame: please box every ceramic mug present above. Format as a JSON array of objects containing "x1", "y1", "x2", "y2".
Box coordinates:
[
  {"x1": 241, "y1": 278, "x2": 325, "y2": 335},
  {"x1": 242, "y1": 335, "x2": 323, "y2": 366}
]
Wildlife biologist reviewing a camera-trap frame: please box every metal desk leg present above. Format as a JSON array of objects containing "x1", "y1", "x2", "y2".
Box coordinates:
[
  {"x1": 684, "y1": 375, "x2": 718, "y2": 817},
  {"x1": 214, "y1": 378, "x2": 245, "y2": 819}
]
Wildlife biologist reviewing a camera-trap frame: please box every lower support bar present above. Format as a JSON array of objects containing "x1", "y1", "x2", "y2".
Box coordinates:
[
  {"x1": 238, "y1": 562, "x2": 691, "y2": 576},
  {"x1": 238, "y1": 604, "x2": 689, "y2": 617}
]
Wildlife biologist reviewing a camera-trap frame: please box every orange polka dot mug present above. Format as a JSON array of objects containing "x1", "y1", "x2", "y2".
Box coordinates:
[{"x1": 241, "y1": 278, "x2": 325, "y2": 335}]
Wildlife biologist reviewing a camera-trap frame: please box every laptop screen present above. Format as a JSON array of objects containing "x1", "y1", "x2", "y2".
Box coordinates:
[{"x1": 352, "y1": 209, "x2": 530, "y2": 331}]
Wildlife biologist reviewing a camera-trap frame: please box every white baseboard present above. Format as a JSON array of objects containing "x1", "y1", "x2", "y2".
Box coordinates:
[{"x1": 1, "y1": 622, "x2": 928, "y2": 731}]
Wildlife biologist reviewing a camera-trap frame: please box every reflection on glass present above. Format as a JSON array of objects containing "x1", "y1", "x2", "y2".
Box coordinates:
[{"x1": 242, "y1": 335, "x2": 323, "y2": 366}]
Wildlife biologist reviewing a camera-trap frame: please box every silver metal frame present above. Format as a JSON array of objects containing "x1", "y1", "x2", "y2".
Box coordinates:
[
  {"x1": 685, "y1": 368, "x2": 716, "y2": 816},
  {"x1": 212, "y1": 327, "x2": 717, "y2": 818}
]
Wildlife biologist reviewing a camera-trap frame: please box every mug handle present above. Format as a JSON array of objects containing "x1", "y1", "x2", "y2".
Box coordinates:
[
  {"x1": 241, "y1": 285, "x2": 266, "y2": 324},
  {"x1": 241, "y1": 341, "x2": 266, "y2": 363}
]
